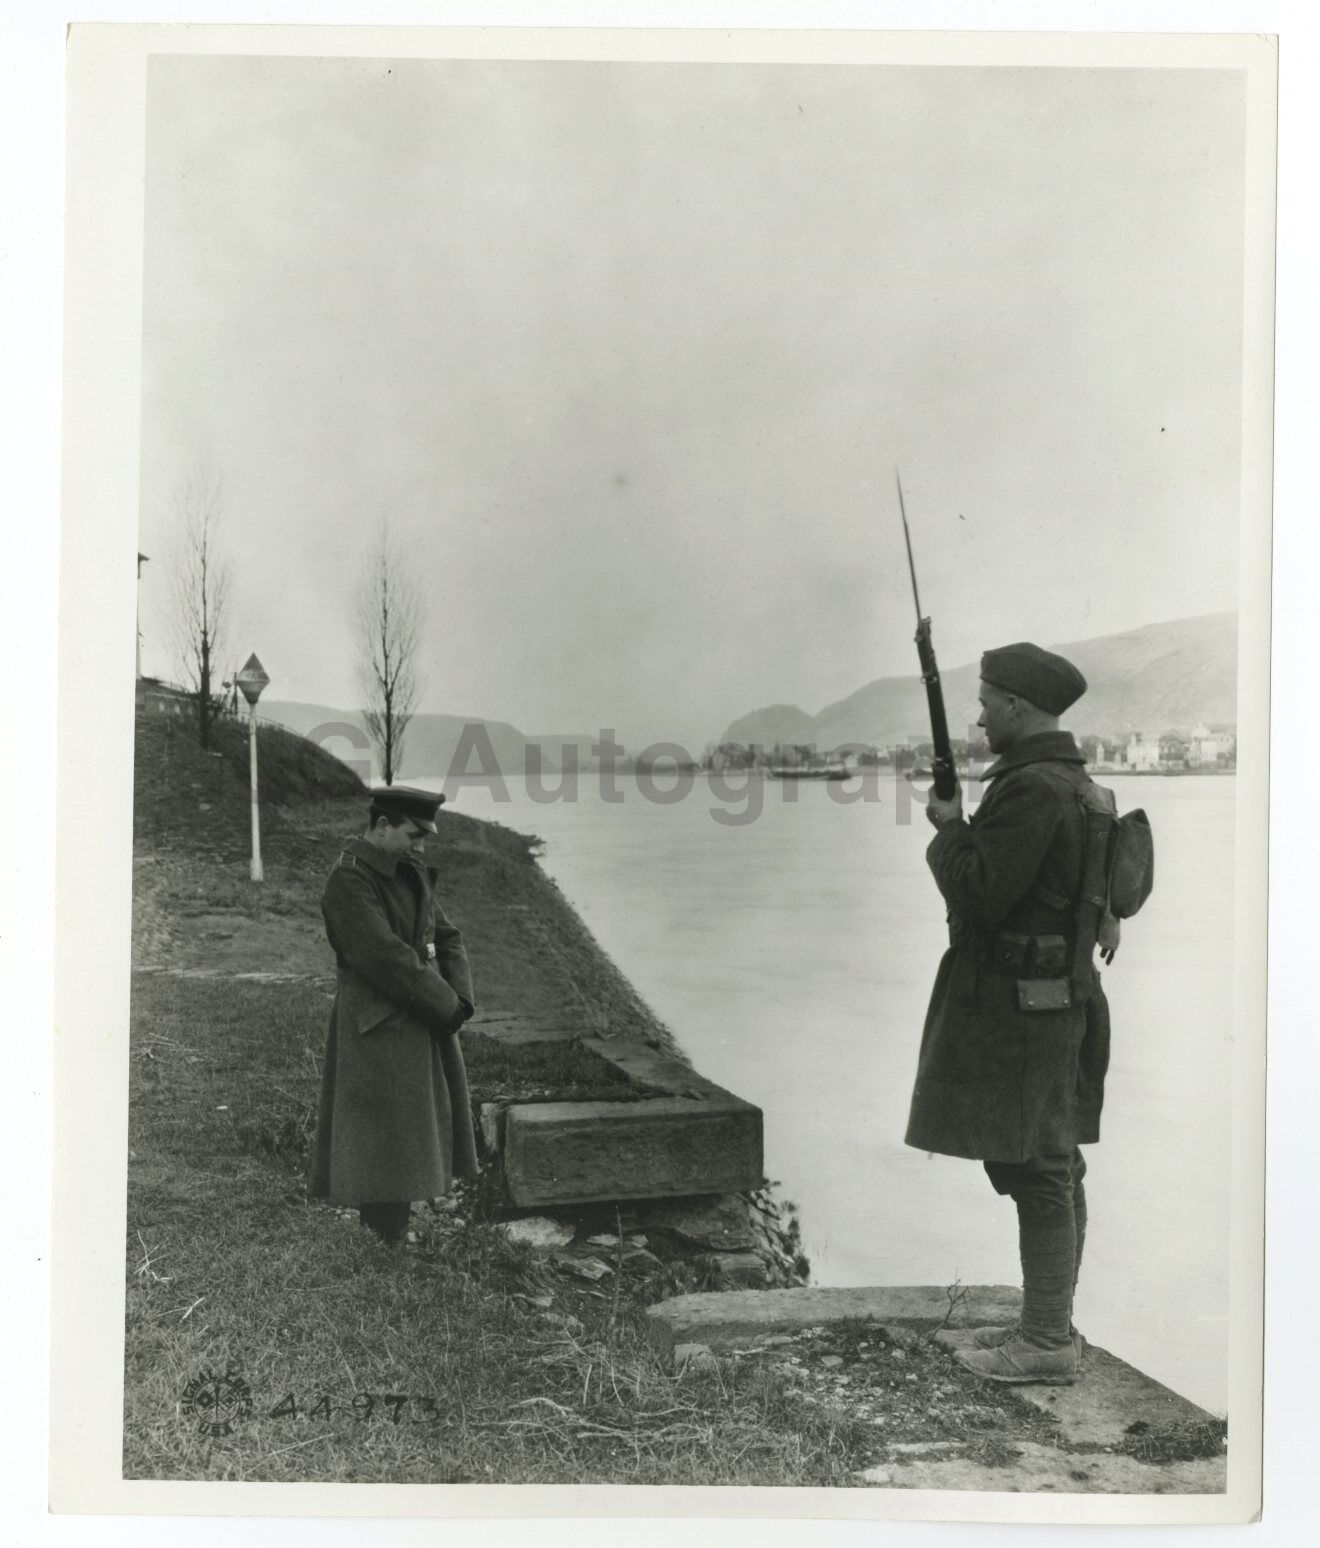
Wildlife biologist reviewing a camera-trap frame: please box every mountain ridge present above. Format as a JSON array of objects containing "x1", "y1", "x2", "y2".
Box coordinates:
[
  {"x1": 260, "y1": 701, "x2": 610, "y2": 781},
  {"x1": 718, "y1": 612, "x2": 1238, "y2": 751}
]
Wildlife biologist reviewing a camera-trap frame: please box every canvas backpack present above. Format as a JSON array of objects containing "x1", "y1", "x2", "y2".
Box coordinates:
[{"x1": 1075, "y1": 781, "x2": 1154, "y2": 961}]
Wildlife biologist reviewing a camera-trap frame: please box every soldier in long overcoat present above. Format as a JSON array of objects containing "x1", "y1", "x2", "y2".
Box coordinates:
[
  {"x1": 308, "y1": 785, "x2": 479, "y2": 1242},
  {"x1": 908, "y1": 642, "x2": 1108, "y2": 1385}
]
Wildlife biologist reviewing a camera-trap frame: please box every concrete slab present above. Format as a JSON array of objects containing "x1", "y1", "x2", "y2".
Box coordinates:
[
  {"x1": 580, "y1": 1035, "x2": 714, "y2": 1097},
  {"x1": 934, "y1": 1327, "x2": 1221, "y2": 1446},
  {"x1": 502, "y1": 1094, "x2": 763, "y2": 1207},
  {"x1": 644, "y1": 1284, "x2": 1022, "y2": 1352},
  {"x1": 647, "y1": 1284, "x2": 1226, "y2": 1493},
  {"x1": 867, "y1": 1439, "x2": 1225, "y2": 1494}
]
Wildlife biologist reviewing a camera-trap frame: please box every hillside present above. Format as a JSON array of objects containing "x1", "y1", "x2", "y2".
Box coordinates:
[
  {"x1": 262, "y1": 700, "x2": 610, "y2": 780},
  {"x1": 133, "y1": 710, "x2": 365, "y2": 861},
  {"x1": 130, "y1": 709, "x2": 674, "y2": 1048},
  {"x1": 720, "y1": 702, "x2": 818, "y2": 751},
  {"x1": 719, "y1": 612, "x2": 1238, "y2": 751}
]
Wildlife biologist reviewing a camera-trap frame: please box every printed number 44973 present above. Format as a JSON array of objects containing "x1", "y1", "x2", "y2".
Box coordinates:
[{"x1": 267, "y1": 1392, "x2": 440, "y2": 1424}]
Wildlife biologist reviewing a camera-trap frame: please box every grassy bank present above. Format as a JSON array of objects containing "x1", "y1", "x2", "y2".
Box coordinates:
[
  {"x1": 125, "y1": 712, "x2": 1223, "y2": 1485},
  {"x1": 128, "y1": 965, "x2": 1069, "y2": 1484},
  {"x1": 127, "y1": 975, "x2": 860, "y2": 1484}
]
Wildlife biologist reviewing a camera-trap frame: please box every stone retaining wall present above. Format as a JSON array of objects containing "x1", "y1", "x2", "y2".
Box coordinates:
[{"x1": 472, "y1": 1011, "x2": 808, "y2": 1287}]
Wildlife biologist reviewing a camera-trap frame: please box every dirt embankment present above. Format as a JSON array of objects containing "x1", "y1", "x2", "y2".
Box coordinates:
[{"x1": 132, "y1": 711, "x2": 681, "y2": 1059}]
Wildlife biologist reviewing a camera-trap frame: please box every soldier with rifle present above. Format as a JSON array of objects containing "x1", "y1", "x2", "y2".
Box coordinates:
[{"x1": 897, "y1": 477, "x2": 1111, "y2": 1385}]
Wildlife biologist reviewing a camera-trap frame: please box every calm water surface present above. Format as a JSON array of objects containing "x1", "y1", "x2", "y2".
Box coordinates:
[{"x1": 427, "y1": 769, "x2": 1233, "y2": 1413}]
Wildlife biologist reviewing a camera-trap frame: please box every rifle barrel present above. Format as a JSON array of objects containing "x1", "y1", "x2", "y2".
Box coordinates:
[{"x1": 893, "y1": 471, "x2": 957, "y2": 800}]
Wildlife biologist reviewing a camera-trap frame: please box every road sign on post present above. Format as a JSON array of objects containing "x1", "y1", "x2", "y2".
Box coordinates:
[{"x1": 235, "y1": 654, "x2": 270, "y2": 882}]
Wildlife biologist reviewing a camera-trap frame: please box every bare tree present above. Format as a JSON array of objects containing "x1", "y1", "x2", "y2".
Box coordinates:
[
  {"x1": 168, "y1": 462, "x2": 233, "y2": 750},
  {"x1": 355, "y1": 522, "x2": 423, "y2": 785}
]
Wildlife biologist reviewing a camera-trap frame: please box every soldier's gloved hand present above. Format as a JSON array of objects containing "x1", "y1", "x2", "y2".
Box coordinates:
[
  {"x1": 432, "y1": 1000, "x2": 467, "y2": 1041},
  {"x1": 925, "y1": 782, "x2": 963, "y2": 829}
]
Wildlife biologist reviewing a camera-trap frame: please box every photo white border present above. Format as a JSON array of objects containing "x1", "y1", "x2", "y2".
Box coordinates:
[{"x1": 31, "y1": 5, "x2": 1295, "y2": 1535}]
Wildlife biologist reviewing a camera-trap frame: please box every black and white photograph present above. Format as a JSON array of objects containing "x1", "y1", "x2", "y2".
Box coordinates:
[{"x1": 48, "y1": 18, "x2": 1277, "y2": 1526}]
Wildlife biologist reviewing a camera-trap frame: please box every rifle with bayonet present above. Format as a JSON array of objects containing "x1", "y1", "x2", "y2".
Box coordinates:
[{"x1": 896, "y1": 471, "x2": 958, "y2": 801}]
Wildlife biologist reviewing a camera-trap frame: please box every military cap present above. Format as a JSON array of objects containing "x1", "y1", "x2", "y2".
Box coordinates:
[
  {"x1": 980, "y1": 642, "x2": 1087, "y2": 715},
  {"x1": 368, "y1": 784, "x2": 447, "y2": 833}
]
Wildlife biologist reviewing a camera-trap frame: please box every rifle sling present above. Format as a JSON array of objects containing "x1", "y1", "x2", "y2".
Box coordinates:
[{"x1": 1028, "y1": 881, "x2": 1071, "y2": 912}]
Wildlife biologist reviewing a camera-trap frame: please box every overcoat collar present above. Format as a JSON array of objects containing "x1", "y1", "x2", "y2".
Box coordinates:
[
  {"x1": 982, "y1": 730, "x2": 1085, "y2": 783},
  {"x1": 340, "y1": 835, "x2": 416, "y2": 879}
]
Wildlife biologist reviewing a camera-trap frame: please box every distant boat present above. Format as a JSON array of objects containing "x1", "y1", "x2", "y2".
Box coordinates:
[{"x1": 767, "y1": 766, "x2": 853, "y2": 782}]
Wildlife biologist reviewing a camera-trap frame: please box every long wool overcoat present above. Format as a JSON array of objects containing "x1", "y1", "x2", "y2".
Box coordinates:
[
  {"x1": 308, "y1": 837, "x2": 479, "y2": 1206},
  {"x1": 905, "y1": 731, "x2": 1111, "y2": 1164}
]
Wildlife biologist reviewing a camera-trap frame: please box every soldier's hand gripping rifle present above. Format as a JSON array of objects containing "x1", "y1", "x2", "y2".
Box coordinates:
[{"x1": 896, "y1": 472, "x2": 958, "y2": 801}]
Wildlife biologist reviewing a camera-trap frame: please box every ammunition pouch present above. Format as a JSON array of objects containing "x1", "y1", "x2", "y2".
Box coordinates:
[
  {"x1": 982, "y1": 932, "x2": 1079, "y2": 1013},
  {"x1": 988, "y1": 931, "x2": 1070, "y2": 979},
  {"x1": 1015, "y1": 977, "x2": 1073, "y2": 1012}
]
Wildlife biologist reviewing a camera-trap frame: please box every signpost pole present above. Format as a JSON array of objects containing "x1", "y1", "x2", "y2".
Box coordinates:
[
  {"x1": 235, "y1": 654, "x2": 271, "y2": 884},
  {"x1": 247, "y1": 697, "x2": 263, "y2": 882}
]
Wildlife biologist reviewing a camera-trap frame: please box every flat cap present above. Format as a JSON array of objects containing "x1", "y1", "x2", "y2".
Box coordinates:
[
  {"x1": 980, "y1": 642, "x2": 1087, "y2": 715},
  {"x1": 368, "y1": 784, "x2": 447, "y2": 833}
]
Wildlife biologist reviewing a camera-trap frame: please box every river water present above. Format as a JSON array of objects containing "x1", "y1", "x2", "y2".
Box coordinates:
[{"x1": 426, "y1": 767, "x2": 1234, "y2": 1413}]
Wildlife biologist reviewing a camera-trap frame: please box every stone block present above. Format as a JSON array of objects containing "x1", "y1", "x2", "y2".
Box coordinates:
[
  {"x1": 641, "y1": 1195, "x2": 759, "y2": 1251},
  {"x1": 644, "y1": 1284, "x2": 1022, "y2": 1352},
  {"x1": 714, "y1": 1252, "x2": 772, "y2": 1289},
  {"x1": 502, "y1": 1095, "x2": 763, "y2": 1208}
]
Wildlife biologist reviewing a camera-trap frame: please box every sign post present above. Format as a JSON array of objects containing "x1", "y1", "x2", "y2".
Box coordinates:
[{"x1": 235, "y1": 654, "x2": 271, "y2": 882}]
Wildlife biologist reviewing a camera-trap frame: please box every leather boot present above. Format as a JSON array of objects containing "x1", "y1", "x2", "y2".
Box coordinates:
[
  {"x1": 359, "y1": 1200, "x2": 410, "y2": 1244},
  {"x1": 969, "y1": 1323, "x2": 1084, "y2": 1354},
  {"x1": 953, "y1": 1335, "x2": 1077, "y2": 1385},
  {"x1": 955, "y1": 1211, "x2": 1079, "y2": 1384}
]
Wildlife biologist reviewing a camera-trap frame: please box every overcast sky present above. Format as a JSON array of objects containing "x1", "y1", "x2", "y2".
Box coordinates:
[{"x1": 137, "y1": 56, "x2": 1246, "y2": 751}]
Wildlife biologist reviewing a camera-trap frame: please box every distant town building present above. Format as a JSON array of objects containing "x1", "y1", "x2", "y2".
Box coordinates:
[
  {"x1": 854, "y1": 746, "x2": 891, "y2": 768},
  {"x1": 136, "y1": 677, "x2": 192, "y2": 718},
  {"x1": 1189, "y1": 723, "x2": 1235, "y2": 766},
  {"x1": 1125, "y1": 733, "x2": 1161, "y2": 771},
  {"x1": 708, "y1": 742, "x2": 755, "y2": 772},
  {"x1": 1080, "y1": 734, "x2": 1125, "y2": 770},
  {"x1": 1158, "y1": 733, "x2": 1191, "y2": 771}
]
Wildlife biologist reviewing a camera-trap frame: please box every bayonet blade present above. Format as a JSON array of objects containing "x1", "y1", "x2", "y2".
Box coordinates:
[{"x1": 896, "y1": 469, "x2": 923, "y2": 622}]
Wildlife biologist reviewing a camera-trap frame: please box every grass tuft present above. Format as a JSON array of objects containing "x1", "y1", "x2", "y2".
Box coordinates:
[{"x1": 1115, "y1": 1417, "x2": 1228, "y2": 1464}]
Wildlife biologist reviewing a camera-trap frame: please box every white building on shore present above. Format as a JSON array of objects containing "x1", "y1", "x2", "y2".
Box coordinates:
[{"x1": 1125, "y1": 733, "x2": 1161, "y2": 771}]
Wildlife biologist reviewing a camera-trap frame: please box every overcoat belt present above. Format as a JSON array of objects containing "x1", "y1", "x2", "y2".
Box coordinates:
[
  {"x1": 904, "y1": 731, "x2": 1111, "y2": 1163},
  {"x1": 308, "y1": 837, "x2": 479, "y2": 1206}
]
